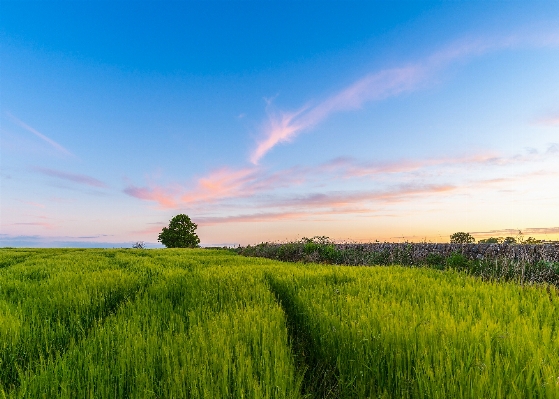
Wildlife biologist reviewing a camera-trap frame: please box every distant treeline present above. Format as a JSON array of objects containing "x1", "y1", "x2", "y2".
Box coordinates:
[{"x1": 236, "y1": 237, "x2": 559, "y2": 286}]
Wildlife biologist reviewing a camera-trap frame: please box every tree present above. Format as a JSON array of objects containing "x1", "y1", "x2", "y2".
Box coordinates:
[
  {"x1": 524, "y1": 237, "x2": 542, "y2": 244},
  {"x1": 450, "y1": 232, "x2": 475, "y2": 244},
  {"x1": 158, "y1": 214, "x2": 200, "y2": 248}
]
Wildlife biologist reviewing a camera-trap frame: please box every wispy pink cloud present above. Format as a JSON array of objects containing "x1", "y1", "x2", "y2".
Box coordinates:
[
  {"x1": 467, "y1": 167, "x2": 559, "y2": 191},
  {"x1": 13, "y1": 222, "x2": 54, "y2": 229},
  {"x1": 124, "y1": 167, "x2": 258, "y2": 209},
  {"x1": 471, "y1": 227, "x2": 559, "y2": 236},
  {"x1": 197, "y1": 211, "x2": 309, "y2": 225},
  {"x1": 129, "y1": 224, "x2": 167, "y2": 236},
  {"x1": 181, "y1": 167, "x2": 258, "y2": 203},
  {"x1": 522, "y1": 227, "x2": 559, "y2": 235},
  {"x1": 32, "y1": 167, "x2": 107, "y2": 188},
  {"x1": 123, "y1": 165, "x2": 309, "y2": 208},
  {"x1": 6, "y1": 113, "x2": 74, "y2": 156},
  {"x1": 123, "y1": 186, "x2": 179, "y2": 208},
  {"x1": 536, "y1": 116, "x2": 559, "y2": 126},
  {"x1": 194, "y1": 184, "x2": 455, "y2": 226},
  {"x1": 250, "y1": 32, "x2": 559, "y2": 164},
  {"x1": 17, "y1": 200, "x2": 46, "y2": 208},
  {"x1": 125, "y1": 142, "x2": 558, "y2": 210},
  {"x1": 266, "y1": 184, "x2": 456, "y2": 210},
  {"x1": 251, "y1": 65, "x2": 426, "y2": 164},
  {"x1": 315, "y1": 144, "x2": 558, "y2": 180},
  {"x1": 318, "y1": 153, "x2": 499, "y2": 179},
  {"x1": 196, "y1": 208, "x2": 373, "y2": 226}
]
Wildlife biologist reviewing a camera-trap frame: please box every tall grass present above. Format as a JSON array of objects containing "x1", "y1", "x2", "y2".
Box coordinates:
[
  {"x1": 0, "y1": 249, "x2": 152, "y2": 393},
  {"x1": 267, "y1": 264, "x2": 559, "y2": 398},
  {"x1": 0, "y1": 249, "x2": 302, "y2": 399},
  {"x1": 2, "y1": 248, "x2": 559, "y2": 398}
]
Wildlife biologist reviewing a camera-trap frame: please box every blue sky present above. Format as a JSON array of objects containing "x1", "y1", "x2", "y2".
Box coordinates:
[{"x1": 1, "y1": 1, "x2": 559, "y2": 247}]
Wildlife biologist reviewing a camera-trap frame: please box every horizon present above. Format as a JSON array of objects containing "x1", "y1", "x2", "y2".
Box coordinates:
[{"x1": 1, "y1": 2, "x2": 558, "y2": 247}]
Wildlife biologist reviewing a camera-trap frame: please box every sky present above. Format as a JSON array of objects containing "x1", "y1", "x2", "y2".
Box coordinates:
[{"x1": 1, "y1": 1, "x2": 559, "y2": 247}]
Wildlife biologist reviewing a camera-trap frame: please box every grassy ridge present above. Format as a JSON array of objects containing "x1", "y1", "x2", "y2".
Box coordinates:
[{"x1": 1, "y1": 248, "x2": 559, "y2": 398}]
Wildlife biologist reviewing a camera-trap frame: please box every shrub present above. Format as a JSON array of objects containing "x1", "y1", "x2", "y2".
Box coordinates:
[
  {"x1": 446, "y1": 252, "x2": 469, "y2": 269},
  {"x1": 425, "y1": 253, "x2": 445, "y2": 269}
]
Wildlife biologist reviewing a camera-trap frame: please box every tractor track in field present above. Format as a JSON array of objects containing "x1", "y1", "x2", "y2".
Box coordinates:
[{"x1": 265, "y1": 273, "x2": 341, "y2": 399}]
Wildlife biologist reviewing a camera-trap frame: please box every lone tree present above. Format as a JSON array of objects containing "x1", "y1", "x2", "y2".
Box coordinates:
[
  {"x1": 450, "y1": 232, "x2": 475, "y2": 244},
  {"x1": 158, "y1": 214, "x2": 200, "y2": 248}
]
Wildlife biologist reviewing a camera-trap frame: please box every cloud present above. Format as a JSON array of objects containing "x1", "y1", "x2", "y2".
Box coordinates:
[
  {"x1": 17, "y1": 200, "x2": 46, "y2": 208},
  {"x1": 0, "y1": 234, "x2": 156, "y2": 248},
  {"x1": 266, "y1": 184, "x2": 456, "y2": 210},
  {"x1": 12, "y1": 222, "x2": 54, "y2": 229},
  {"x1": 248, "y1": 46, "x2": 468, "y2": 164},
  {"x1": 196, "y1": 211, "x2": 308, "y2": 225},
  {"x1": 196, "y1": 208, "x2": 372, "y2": 226},
  {"x1": 6, "y1": 113, "x2": 74, "y2": 156},
  {"x1": 124, "y1": 185, "x2": 179, "y2": 208},
  {"x1": 77, "y1": 234, "x2": 113, "y2": 239},
  {"x1": 318, "y1": 153, "x2": 500, "y2": 179},
  {"x1": 522, "y1": 227, "x2": 559, "y2": 235},
  {"x1": 250, "y1": 32, "x2": 559, "y2": 164},
  {"x1": 547, "y1": 143, "x2": 559, "y2": 154},
  {"x1": 471, "y1": 227, "x2": 559, "y2": 236},
  {"x1": 193, "y1": 184, "x2": 455, "y2": 226},
  {"x1": 536, "y1": 115, "x2": 559, "y2": 126},
  {"x1": 124, "y1": 168, "x2": 454, "y2": 211},
  {"x1": 181, "y1": 167, "x2": 259, "y2": 203},
  {"x1": 32, "y1": 167, "x2": 107, "y2": 188},
  {"x1": 129, "y1": 225, "x2": 167, "y2": 236},
  {"x1": 123, "y1": 165, "x2": 308, "y2": 208},
  {"x1": 125, "y1": 142, "x2": 558, "y2": 210},
  {"x1": 318, "y1": 143, "x2": 559, "y2": 180},
  {"x1": 250, "y1": 65, "x2": 426, "y2": 164},
  {"x1": 123, "y1": 168, "x2": 258, "y2": 209}
]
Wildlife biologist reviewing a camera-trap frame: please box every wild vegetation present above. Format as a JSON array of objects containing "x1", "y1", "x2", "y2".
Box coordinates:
[
  {"x1": 237, "y1": 236, "x2": 559, "y2": 286},
  {"x1": 1, "y1": 247, "x2": 559, "y2": 398}
]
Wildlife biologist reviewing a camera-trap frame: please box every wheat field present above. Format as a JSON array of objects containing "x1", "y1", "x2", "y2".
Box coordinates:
[{"x1": 1, "y1": 248, "x2": 558, "y2": 398}]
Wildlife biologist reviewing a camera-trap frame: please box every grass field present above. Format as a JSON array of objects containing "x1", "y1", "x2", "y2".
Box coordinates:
[{"x1": 1, "y1": 248, "x2": 559, "y2": 398}]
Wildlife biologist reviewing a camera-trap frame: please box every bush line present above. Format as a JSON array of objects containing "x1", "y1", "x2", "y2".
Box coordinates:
[{"x1": 236, "y1": 237, "x2": 559, "y2": 286}]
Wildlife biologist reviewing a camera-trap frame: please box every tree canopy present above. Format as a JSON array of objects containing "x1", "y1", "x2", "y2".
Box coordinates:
[
  {"x1": 158, "y1": 214, "x2": 200, "y2": 248},
  {"x1": 450, "y1": 232, "x2": 475, "y2": 244}
]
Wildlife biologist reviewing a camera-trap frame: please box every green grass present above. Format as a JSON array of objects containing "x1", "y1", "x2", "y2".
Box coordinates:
[
  {"x1": 1, "y1": 248, "x2": 559, "y2": 398},
  {"x1": 267, "y1": 266, "x2": 559, "y2": 398}
]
